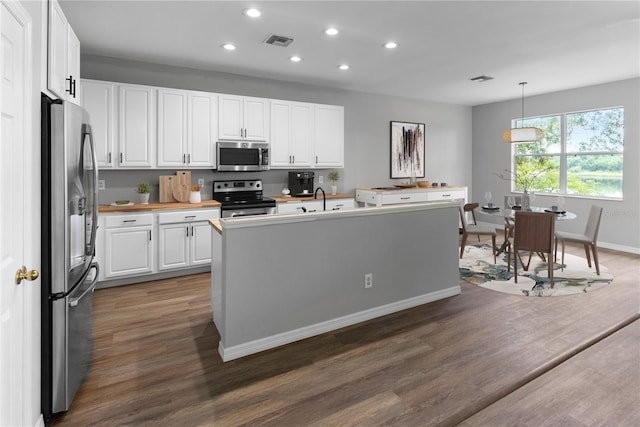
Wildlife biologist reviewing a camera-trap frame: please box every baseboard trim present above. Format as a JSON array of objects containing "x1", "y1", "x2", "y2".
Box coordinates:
[{"x1": 219, "y1": 285, "x2": 461, "y2": 362}]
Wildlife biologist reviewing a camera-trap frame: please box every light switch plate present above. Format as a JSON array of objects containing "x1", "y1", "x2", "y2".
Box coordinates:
[
  {"x1": 318, "y1": 175, "x2": 324, "y2": 184},
  {"x1": 98, "y1": 180, "x2": 105, "y2": 190},
  {"x1": 197, "y1": 179, "x2": 204, "y2": 186}
]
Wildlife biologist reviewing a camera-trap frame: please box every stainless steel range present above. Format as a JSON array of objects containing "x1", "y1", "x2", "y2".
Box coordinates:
[{"x1": 213, "y1": 179, "x2": 276, "y2": 218}]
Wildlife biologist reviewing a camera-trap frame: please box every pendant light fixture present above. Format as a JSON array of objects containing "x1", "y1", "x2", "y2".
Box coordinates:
[{"x1": 502, "y1": 82, "x2": 543, "y2": 143}]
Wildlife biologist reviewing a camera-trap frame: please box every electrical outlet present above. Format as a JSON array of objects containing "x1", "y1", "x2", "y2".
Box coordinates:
[
  {"x1": 364, "y1": 273, "x2": 373, "y2": 289},
  {"x1": 319, "y1": 175, "x2": 324, "y2": 184},
  {"x1": 98, "y1": 180, "x2": 105, "y2": 190},
  {"x1": 198, "y1": 179, "x2": 204, "y2": 186}
]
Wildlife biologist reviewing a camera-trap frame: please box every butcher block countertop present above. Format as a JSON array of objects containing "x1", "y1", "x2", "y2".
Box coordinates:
[
  {"x1": 99, "y1": 200, "x2": 221, "y2": 213},
  {"x1": 271, "y1": 193, "x2": 353, "y2": 203},
  {"x1": 209, "y1": 219, "x2": 222, "y2": 235},
  {"x1": 356, "y1": 185, "x2": 466, "y2": 193}
]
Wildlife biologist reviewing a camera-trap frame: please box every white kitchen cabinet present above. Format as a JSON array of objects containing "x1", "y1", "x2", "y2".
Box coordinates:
[
  {"x1": 277, "y1": 200, "x2": 323, "y2": 214},
  {"x1": 118, "y1": 84, "x2": 156, "y2": 167},
  {"x1": 157, "y1": 88, "x2": 187, "y2": 167},
  {"x1": 314, "y1": 104, "x2": 344, "y2": 168},
  {"x1": 219, "y1": 95, "x2": 269, "y2": 141},
  {"x1": 103, "y1": 214, "x2": 154, "y2": 279},
  {"x1": 80, "y1": 80, "x2": 116, "y2": 168},
  {"x1": 356, "y1": 186, "x2": 468, "y2": 208},
  {"x1": 270, "y1": 100, "x2": 314, "y2": 168},
  {"x1": 157, "y1": 209, "x2": 219, "y2": 271},
  {"x1": 48, "y1": 0, "x2": 81, "y2": 105},
  {"x1": 325, "y1": 198, "x2": 355, "y2": 211},
  {"x1": 187, "y1": 91, "x2": 218, "y2": 168}
]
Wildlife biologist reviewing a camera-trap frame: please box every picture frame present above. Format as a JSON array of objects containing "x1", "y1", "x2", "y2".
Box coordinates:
[{"x1": 390, "y1": 121, "x2": 425, "y2": 179}]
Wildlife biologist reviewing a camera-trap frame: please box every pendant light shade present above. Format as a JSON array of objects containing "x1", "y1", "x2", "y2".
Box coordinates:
[{"x1": 503, "y1": 82, "x2": 543, "y2": 143}]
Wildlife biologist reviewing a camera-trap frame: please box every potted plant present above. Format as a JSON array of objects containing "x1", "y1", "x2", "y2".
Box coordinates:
[
  {"x1": 327, "y1": 170, "x2": 340, "y2": 195},
  {"x1": 136, "y1": 180, "x2": 151, "y2": 204}
]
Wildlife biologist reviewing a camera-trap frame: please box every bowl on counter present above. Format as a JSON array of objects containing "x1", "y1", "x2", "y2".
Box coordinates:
[{"x1": 417, "y1": 181, "x2": 430, "y2": 188}]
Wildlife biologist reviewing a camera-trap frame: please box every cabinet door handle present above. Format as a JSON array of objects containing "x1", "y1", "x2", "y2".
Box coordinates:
[
  {"x1": 186, "y1": 226, "x2": 189, "y2": 237},
  {"x1": 315, "y1": 156, "x2": 318, "y2": 164},
  {"x1": 183, "y1": 154, "x2": 186, "y2": 164},
  {"x1": 120, "y1": 152, "x2": 123, "y2": 164},
  {"x1": 292, "y1": 155, "x2": 295, "y2": 163},
  {"x1": 400, "y1": 197, "x2": 410, "y2": 200},
  {"x1": 148, "y1": 230, "x2": 152, "y2": 241},
  {"x1": 191, "y1": 225, "x2": 194, "y2": 236},
  {"x1": 122, "y1": 219, "x2": 137, "y2": 223},
  {"x1": 442, "y1": 194, "x2": 451, "y2": 198},
  {"x1": 72, "y1": 78, "x2": 77, "y2": 97},
  {"x1": 184, "y1": 215, "x2": 196, "y2": 219},
  {"x1": 188, "y1": 154, "x2": 191, "y2": 164},
  {"x1": 65, "y1": 76, "x2": 74, "y2": 96},
  {"x1": 108, "y1": 152, "x2": 112, "y2": 163}
]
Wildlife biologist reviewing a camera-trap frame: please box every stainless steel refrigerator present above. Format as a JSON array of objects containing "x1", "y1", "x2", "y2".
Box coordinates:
[{"x1": 41, "y1": 95, "x2": 99, "y2": 420}]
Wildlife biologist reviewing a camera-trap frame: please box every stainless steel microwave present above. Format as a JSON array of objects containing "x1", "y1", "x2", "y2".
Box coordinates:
[{"x1": 216, "y1": 141, "x2": 270, "y2": 172}]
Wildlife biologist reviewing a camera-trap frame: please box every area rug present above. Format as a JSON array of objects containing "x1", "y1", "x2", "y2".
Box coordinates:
[{"x1": 459, "y1": 244, "x2": 613, "y2": 297}]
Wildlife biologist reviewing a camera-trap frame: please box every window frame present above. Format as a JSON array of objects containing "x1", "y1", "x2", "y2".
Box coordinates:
[{"x1": 511, "y1": 106, "x2": 624, "y2": 200}]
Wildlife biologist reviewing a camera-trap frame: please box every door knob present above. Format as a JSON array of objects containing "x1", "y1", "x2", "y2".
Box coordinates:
[{"x1": 15, "y1": 266, "x2": 39, "y2": 285}]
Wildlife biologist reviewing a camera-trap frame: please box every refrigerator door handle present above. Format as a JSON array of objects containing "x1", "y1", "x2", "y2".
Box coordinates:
[
  {"x1": 69, "y1": 263, "x2": 99, "y2": 307},
  {"x1": 82, "y1": 124, "x2": 99, "y2": 257}
]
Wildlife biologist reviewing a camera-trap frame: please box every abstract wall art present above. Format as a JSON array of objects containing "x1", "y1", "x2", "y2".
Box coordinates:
[{"x1": 390, "y1": 121, "x2": 425, "y2": 179}]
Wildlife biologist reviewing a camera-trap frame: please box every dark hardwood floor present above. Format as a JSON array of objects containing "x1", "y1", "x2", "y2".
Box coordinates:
[{"x1": 52, "y1": 238, "x2": 640, "y2": 426}]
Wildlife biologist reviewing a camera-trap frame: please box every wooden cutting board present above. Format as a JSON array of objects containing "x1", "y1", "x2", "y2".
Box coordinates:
[
  {"x1": 172, "y1": 183, "x2": 190, "y2": 202},
  {"x1": 176, "y1": 171, "x2": 191, "y2": 188},
  {"x1": 159, "y1": 176, "x2": 177, "y2": 203}
]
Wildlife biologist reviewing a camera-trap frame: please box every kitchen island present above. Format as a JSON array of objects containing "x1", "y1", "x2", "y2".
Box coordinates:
[{"x1": 209, "y1": 201, "x2": 460, "y2": 362}]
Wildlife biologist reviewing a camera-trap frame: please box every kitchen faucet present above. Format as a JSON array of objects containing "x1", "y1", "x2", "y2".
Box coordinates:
[{"x1": 314, "y1": 187, "x2": 326, "y2": 211}]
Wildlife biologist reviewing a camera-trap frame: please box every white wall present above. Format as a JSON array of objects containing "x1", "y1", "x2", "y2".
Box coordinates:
[
  {"x1": 472, "y1": 78, "x2": 640, "y2": 252},
  {"x1": 80, "y1": 54, "x2": 473, "y2": 199}
]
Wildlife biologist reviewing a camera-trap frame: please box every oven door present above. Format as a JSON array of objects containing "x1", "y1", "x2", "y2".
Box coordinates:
[{"x1": 217, "y1": 141, "x2": 270, "y2": 171}]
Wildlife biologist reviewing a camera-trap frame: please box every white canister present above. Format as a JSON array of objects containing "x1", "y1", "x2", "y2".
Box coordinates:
[{"x1": 189, "y1": 191, "x2": 201, "y2": 204}]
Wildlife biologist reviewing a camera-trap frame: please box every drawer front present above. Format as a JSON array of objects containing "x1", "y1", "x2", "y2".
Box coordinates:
[
  {"x1": 158, "y1": 209, "x2": 219, "y2": 224},
  {"x1": 355, "y1": 191, "x2": 379, "y2": 205},
  {"x1": 425, "y1": 189, "x2": 466, "y2": 201},
  {"x1": 381, "y1": 192, "x2": 428, "y2": 205},
  {"x1": 326, "y1": 199, "x2": 355, "y2": 211},
  {"x1": 104, "y1": 213, "x2": 154, "y2": 228},
  {"x1": 277, "y1": 201, "x2": 323, "y2": 214}
]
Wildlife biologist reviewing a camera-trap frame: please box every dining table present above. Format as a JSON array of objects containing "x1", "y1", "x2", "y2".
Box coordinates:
[{"x1": 477, "y1": 205, "x2": 577, "y2": 255}]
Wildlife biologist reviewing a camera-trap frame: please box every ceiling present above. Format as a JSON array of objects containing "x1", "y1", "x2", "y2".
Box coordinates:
[{"x1": 60, "y1": 1, "x2": 640, "y2": 106}]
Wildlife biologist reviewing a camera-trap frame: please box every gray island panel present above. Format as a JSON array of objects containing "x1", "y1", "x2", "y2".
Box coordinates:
[{"x1": 211, "y1": 202, "x2": 460, "y2": 361}]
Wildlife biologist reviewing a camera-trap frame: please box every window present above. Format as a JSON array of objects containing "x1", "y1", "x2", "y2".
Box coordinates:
[{"x1": 513, "y1": 107, "x2": 624, "y2": 199}]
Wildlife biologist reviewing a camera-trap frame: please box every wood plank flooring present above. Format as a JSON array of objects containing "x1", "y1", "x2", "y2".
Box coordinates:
[{"x1": 51, "y1": 239, "x2": 640, "y2": 426}]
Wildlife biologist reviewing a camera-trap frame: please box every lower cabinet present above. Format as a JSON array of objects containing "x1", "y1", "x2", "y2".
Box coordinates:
[
  {"x1": 276, "y1": 198, "x2": 355, "y2": 214},
  {"x1": 102, "y1": 213, "x2": 154, "y2": 279},
  {"x1": 97, "y1": 208, "x2": 220, "y2": 283},
  {"x1": 158, "y1": 209, "x2": 218, "y2": 271}
]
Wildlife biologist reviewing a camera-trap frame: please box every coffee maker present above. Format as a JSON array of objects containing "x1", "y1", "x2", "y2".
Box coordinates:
[{"x1": 288, "y1": 171, "x2": 315, "y2": 197}]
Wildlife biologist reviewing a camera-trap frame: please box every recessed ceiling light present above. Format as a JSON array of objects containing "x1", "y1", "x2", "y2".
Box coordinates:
[
  {"x1": 289, "y1": 56, "x2": 302, "y2": 62},
  {"x1": 325, "y1": 27, "x2": 339, "y2": 36},
  {"x1": 243, "y1": 8, "x2": 261, "y2": 18},
  {"x1": 222, "y1": 43, "x2": 236, "y2": 51},
  {"x1": 338, "y1": 64, "x2": 350, "y2": 70},
  {"x1": 384, "y1": 41, "x2": 398, "y2": 49}
]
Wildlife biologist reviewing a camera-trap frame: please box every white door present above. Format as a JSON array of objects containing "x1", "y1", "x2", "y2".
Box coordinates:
[
  {"x1": 104, "y1": 227, "x2": 153, "y2": 278},
  {"x1": 118, "y1": 84, "x2": 155, "y2": 167},
  {"x1": 269, "y1": 100, "x2": 292, "y2": 167},
  {"x1": 190, "y1": 222, "x2": 213, "y2": 266},
  {"x1": 157, "y1": 89, "x2": 187, "y2": 167},
  {"x1": 314, "y1": 104, "x2": 344, "y2": 167},
  {"x1": 158, "y1": 224, "x2": 190, "y2": 270},
  {"x1": 80, "y1": 80, "x2": 116, "y2": 168},
  {"x1": 218, "y1": 95, "x2": 243, "y2": 139},
  {"x1": 290, "y1": 102, "x2": 313, "y2": 167},
  {"x1": 1, "y1": 2, "x2": 36, "y2": 426},
  {"x1": 187, "y1": 91, "x2": 217, "y2": 167}
]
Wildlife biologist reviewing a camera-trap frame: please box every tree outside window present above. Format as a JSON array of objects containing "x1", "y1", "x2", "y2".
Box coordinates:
[{"x1": 512, "y1": 107, "x2": 623, "y2": 199}]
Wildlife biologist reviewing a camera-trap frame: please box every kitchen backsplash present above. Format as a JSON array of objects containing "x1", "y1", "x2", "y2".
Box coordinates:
[{"x1": 98, "y1": 169, "x2": 340, "y2": 204}]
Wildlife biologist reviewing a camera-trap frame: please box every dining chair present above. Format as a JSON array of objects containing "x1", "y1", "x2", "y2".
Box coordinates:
[
  {"x1": 507, "y1": 211, "x2": 555, "y2": 287},
  {"x1": 554, "y1": 205, "x2": 603, "y2": 275},
  {"x1": 459, "y1": 205, "x2": 497, "y2": 263},
  {"x1": 463, "y1": 202, "x2": 481, "y2": 241}
]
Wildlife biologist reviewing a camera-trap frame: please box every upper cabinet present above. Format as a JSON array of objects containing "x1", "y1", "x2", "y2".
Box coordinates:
[
  {"x1": 270, "y1": 100, "x2": 314, "y2": 168},
  {"x1": 48, "y1": 0, "x2": 81, "y2": 105},
  {"x1": 157, "y1": 89, "x2": 217, "y2": 168},
  {"x1": 218, "y1": 95, "x2": 269, "y2": 141},
  {"x1": 80, "y1": 80, "x2": 116, "y2": 168},
  {"x1": 81, "y1": 79, "x2": 343, "y2": 170},
  {"x1": 313, "y1": 104, "x2": 344, "y2": 168},
  {"x1": 118, "y1": 84, "x2": 156, "y2": 168}
]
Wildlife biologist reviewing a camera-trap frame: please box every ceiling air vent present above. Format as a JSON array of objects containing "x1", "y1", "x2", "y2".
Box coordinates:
[{"x1": 264, "y1": 34, "x2": 294, "y2": 47}]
